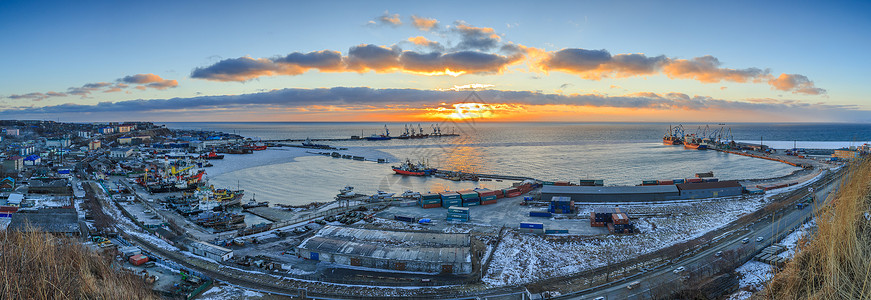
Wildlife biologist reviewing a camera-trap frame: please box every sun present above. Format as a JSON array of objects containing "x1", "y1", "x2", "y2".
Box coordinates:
[{"x1": 449, "y1": 103, "x2": 492, "y2": 119}]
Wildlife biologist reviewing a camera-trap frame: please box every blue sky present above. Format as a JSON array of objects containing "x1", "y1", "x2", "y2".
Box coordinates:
[{"x1": 0, "y1": 0, "x2": 869, "y2": 122}]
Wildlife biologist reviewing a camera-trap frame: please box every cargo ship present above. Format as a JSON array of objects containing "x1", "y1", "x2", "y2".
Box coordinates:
[
  {"x1": 391, "y1": 159, "x2": 437, "y2": 176},
  {"x1": 663, "y1": 124, "x2": 684, "y2": 145},
  {"x1": 244, "y1": 143, "x2": 267, "y2": 151},
  {"x1": 365, "y1": 125, "x2": 392, "y2": 140},
  {"x1": 683, "y1": 134, "x2": 708, "y2": 150}
]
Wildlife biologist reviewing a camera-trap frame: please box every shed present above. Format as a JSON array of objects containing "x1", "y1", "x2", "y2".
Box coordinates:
[
  {"x1": 541, "y1": 185, "x2": 680, "y2": 202},
  {"x1": 676, "y1": 180, "x2": 743, "y2": 199}
]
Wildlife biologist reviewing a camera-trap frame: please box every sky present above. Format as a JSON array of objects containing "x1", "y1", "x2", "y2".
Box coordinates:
[{"x1": 1, "y1": 0, "x2": 869, "y2": 122}]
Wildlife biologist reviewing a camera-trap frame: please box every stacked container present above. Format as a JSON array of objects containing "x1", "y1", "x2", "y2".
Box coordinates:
[
  {"x1": 476, "y1": 188, "x2": 498, "y2": 205},
  {"x1": 549, "y1": 196, "x2": 574, "y2": 214},
  {"x1": 554, "y1": 181, "x2": 570, "y2": 186},
  {"x1": 419, "y1": 193, "x2": 442, "y2": 208},
  {"x1": 519, "y1": 222, "x2": 545, "y2": 234},
  {"x1": 440, "y1": 191, "x2": 462, "y2": 208},
  {"x1": 394, "y1": 215, "x2": 417, "y2": 223},
  {"x1": 641, "y1": 180, "x2": 659, "y2": 186},
  {"x1": 673, "y1": 178, "x2": 685, "y2": 184},
  {"x1": 494, "y1": 189, "x2": 504, "y2": 199},
  {"x1": 593, "y1": 207, "x2": 636, "y2": 233},
  {"x1": 657, "y1": 180, "x2": 674, "y2": 185},
  {"x1": 685, "y1": 178, "x2": 704, "y2": 183},
  {"x1": 459, "y1": 190, "x2": 480, "y2": 206},
  {"x1": 589, "y1": 211, "x2": 606, "y2": 227},
  {"x1": 446, "y1": 206, "x2": 470, "y2": 222},
  {"x1": 503, "y1": 187, "x2": 521, "y2": 198},
  {"x1": 704, "y1": 178, "x2": 719, "y2": 182}
]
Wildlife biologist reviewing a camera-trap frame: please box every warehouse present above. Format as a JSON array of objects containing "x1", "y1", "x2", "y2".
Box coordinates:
[
  {"x1": 676, "y1": 180, "x2": 743, "y2": 199},
  {"x1": 297, "y1": 226, "x2": 472, "y2": 274},
  {"x1": 188, "y1": 241, "x2": 234, "y2": 262},
  {"x1": 541, "y1": 185, "x2": 681, "y2": 203}
]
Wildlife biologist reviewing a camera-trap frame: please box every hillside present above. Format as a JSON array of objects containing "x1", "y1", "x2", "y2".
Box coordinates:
[
  {"x1": 763, "y1": 158, "x2": 871, "y2": 299},
  {"x1": 0, "y1": 228, "x2": 158, "y2": 300}
]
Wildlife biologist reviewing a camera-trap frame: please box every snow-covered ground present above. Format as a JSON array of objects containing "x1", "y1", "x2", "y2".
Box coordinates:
[
  {"x1": 732, "y1": 261, "x2": 774, "y2": 298},
  {"x1": 199, "y1": 284, "x2": 268, "y2": 300},
  {"x1": 484, "y1": 195, "x2": 768, "y2": 286},
  {"x1": 777, "y1": 219, "x2": 816, "y2": 258}
]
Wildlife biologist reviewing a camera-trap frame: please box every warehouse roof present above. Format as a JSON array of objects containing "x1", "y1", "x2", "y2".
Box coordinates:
[
  {"x1": 542, "y1": 185, "x2": 679, "y2": 195},
  {"x1": 8, "y1": 208, "x2": 78, "y2": 233},
  {"x1": 316, "y1": 225, "x2": 470, "y2": 247},
  {"x1": 676, "y1": 180, "x2": 742, "y2": 191},
  {"x1": 299, "y1": 236, "x2": 471, "y2": 264}
]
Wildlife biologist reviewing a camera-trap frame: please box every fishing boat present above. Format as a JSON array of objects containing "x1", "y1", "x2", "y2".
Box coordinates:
[
  {"x1": 244, "y1": 143, "x2": 267, "y2": 151},
  {"x1": 201, "y1": 151, "x2": 225, "y2": 160},
  {"x1": 391, "y1": 158, "x2": 437, "y2": 176},
  {"x1": 242, "y1": 196, "x2": 269, "y2": 209},
  {"x1": 336, "y1": 186, "x2": 357, "y2": 199},
  {"x1": 302, "y1": 137, "x2": 332, "y2": 149}
]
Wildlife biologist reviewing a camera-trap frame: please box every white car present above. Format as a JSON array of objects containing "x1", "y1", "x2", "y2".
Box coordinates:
[
  {"x1": 673, "y1": 266, "x2": 686, "y2": 274},
  {"x1": 757, "y1": 236, "x2": 764, "y2": 242}
]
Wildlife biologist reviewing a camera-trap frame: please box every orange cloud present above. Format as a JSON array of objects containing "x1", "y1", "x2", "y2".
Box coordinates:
[
  {"x1": 408, "y1": 36, "x2": 440, "y2": 48},
  {"x1": 411, "y1": 15, "x2": 438, "y2": 31},
  {"x1": 768, "y1": 73, "x2": 826, "y2": 95}
]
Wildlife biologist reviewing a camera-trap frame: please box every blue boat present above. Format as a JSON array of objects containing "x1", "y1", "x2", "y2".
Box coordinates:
[{"x1": 365, "y1": 124, "x2": 392, "y2": 140}]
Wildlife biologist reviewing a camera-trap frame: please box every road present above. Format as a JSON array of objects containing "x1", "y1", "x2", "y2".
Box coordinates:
[{"x1": 565, "y1": 168, "x2": 845, "y2": 300}]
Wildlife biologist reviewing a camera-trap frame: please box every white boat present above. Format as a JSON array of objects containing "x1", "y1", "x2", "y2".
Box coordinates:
[{"x1": 337, "y1": 186, "x2": 357, "y2": 199}]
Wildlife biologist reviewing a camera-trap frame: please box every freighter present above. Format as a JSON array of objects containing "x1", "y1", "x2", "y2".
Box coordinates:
[
  {"x1": 683, "y1": 134, "x2": 708, "y2": 150},
  {"x1": 663, "y1": 124, "x2": 683, "y2": 145},
  {"x1": 392, "y1": 159, "x2": 436, "y2": 176}
]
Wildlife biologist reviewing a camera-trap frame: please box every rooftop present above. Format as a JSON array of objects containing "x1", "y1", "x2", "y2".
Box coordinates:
[
  {"x1": 542, "y1": 185, "x2": 680, "y2": 195},
  {"x1": 676, "y1": 180, "x2": 743, "y2": 190}
]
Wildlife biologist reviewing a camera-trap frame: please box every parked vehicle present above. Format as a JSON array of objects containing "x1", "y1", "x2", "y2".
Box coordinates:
[
  {"x1": 627, "y1": 281, "x2": 641, "y2": 290},
  {"x1": 715, "y1": 251, "x2": 723, "y2": 257},
  {"x1": 673, "y1": 266, "x2": 686, "y2": 274},
  {"x1": 757, "y1": 236, "x2": 765, "y2": 242},
  {"x1": 742, "y1": 238, "x2": 750, "y2": 244}
]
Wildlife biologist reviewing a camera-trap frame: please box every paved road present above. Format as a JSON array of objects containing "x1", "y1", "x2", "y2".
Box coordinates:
[{"x1": 565, "y1": 168, "x2": 845, "y2": 300}]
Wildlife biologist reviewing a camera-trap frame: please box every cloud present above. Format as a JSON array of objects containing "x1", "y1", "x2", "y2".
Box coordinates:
[
  {"x1": 451, "y1": 21, "x2": 502, "y2": 51},
  {"x1": 1, "y1": 87, "x2": 862, "y2": 122},
  {"x1": 768, "y1": 73, "x2": 826, "y2": 95},
  {"x1": 438, "y1": 84, "x2": 495, "y2": 91},
  {"x1": 411, "y1": 15, "x2": 438, "y2": 31},
  {"x1": 4, "y1": 74, "x2": 177, "y2": 100},
  {"x1": 346, "y1": 44, "x2": 402, "y2": 72},
  {"x1": 537, "y1": 48, "x2": 823, "y2": 94},
  {"x1": 118, "y1": 73, "x2": 178, "y2": 90},
  {"x1": 407, "y1": 36, "x2": 444, "y2": 51},
  {"x1": 190, "y1": 56, "x2": 284, "y2": 81},
  {"x1": 374, "y1": 10, "x2": 402, "y2": 26}
]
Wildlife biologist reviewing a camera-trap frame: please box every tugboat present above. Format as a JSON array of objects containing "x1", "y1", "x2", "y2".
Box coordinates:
[
  {"x1": 302, "y1": 137, "x2": 332, "y2": 149},
  {"x1": 242, "y1": 194, "x2": 268, "y2": 209},
  {"x1": 683, "y1": 134, "x2": 708, "y2": 150},
  {"x1": 391, "y1": 158, "x2": 437, "y2": 176}
]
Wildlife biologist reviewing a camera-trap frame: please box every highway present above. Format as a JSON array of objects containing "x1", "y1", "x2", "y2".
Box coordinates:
[{"x1": 564, "y1": 168, "x2": 846, "y2": 300}]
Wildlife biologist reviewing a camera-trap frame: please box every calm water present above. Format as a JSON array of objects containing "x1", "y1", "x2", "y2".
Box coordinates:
[{"x1": 160, "y1": 122, "x2": 870, "y2": 205}]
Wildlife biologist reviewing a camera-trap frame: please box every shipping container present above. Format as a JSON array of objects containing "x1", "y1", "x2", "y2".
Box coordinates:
[
  {"x1": 419, "y1": 198, "x2": 441, "y2": 205},
  {"x1": 462, "y1": 201, "x2": 480, "y2": 207},
  {"x1": 704, "y1": 178, "x2": 719, "y2": 182},
  {"x1": 129, "y1": 254, "x2": 148, "y2": 266},
  {"x1": 462, "y1": 197, "x2": 481, "y2": 203},
  {"x1": 545, "y1": 229, "x2": 569, "y2": 234},
  {"x1": 657, "y1": 180, "x2": 674, "y2": 185},
  {"x1": 481, "y1": 195, "x2": 498, "y2": 201},
  {"x1": 421, "y1": 193, "x2": 441, "y2": 200},
  {"x1": 641, "y1": 180, "x2": 658, "y2": 185},
  {"x1": 520, "y1": 222, "x2": 545, "y2": 229},
  {"x1": 612, "y1": 213, "x2": 629, "y2": 225},
  {"x1": 439, "y1": 191, "x2": 462, "y2": 200},
  {"x1": 506, "y1": 192, "x2": 522, "y2": 198},
  {"x1": 446, "y1": 217, "x2": 468, "y2": 222},
  {"x1": 448, "y1": 206, "x2": 470, "y2": 214},
  {"x1": 673, "y1": 179, "x2": 685, "y2": 184},
  {"x1": 494, "y1": 189, "x2": 504, "y2": 198},
  {"x1": 442, "y1": 199, "x2": 462, "y2": 207},
  {"x1": 554, "y1": 181, "x2": 570, "y2": 186},
  {"x1": 394, "y1": 215, "x2": 417, "y2": 222},
  {"x1": 518, "y1": 228, "x2": 545, "y2": 234},
  {"x1": 542, "y1": 181, "x2": 555, "y2": 185},
  {"x1": 686, "y1": 178, "x2": 703, "y2": 183},
  {"x1": 481, "y1": 199, "x2": 497, "y2": 205},
  {"x1": 529, "y1": 211, "x2": 553, "y2": 218},
  {"x1": 422, "y1": 203, "x2": 441, "y2": 209},
  {"x1": 446, "y1": 212, "x2": 470, "y2": 219},
  {"x1": 579, "y1": 179, "x2": 604, "y2": 186}
]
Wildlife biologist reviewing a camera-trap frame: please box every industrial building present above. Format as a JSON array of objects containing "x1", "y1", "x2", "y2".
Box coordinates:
[
  {"x1": 297, "y1": 226, "x2": 473, "y2": 274},
  {"x1": 188, "y1": 241, "x2": 234, "y2": 262},
  {"x1": 8, "y1": 208, "x2": 81, "y2": 236},
  {"x1": 541, "y1": 185, "x2": 681, "y2": 202},
  {"x1": 676, "y1": 180, "x2": 743, "y2": 199},
  {"x1": 542, "y1": 180, "x2": 745, "y2": 203}
]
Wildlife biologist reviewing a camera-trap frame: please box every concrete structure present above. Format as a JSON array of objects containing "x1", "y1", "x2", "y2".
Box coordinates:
[
  {"x1": 45, "y1": 138, "x2": 71, "y2": 148},
  {"x1": 23, "y1": 155, "x2": 41, "y2": 166},
  {"x1": 109, "y1": 147, "x2": 133, "y2": 158},
  {"x1": 676, "y1": 180, "x2": 743, "y2": 199},
  {"x1": 77, "y1": 131, "x2": 92, "y2": 139},
  {"x1": 98, "y1": 127, "x2": 114, "y2": 134},
  {"x1": 189, "y1": 241, "x2": 234, "y2": 262},
  {"x1": 88, "y1": 140, "x2": 101, "y2": 150},
  {"x1": 541, "y1": 185, "x2": 681, "y2": 203},
  {"x1": 8, "y1": 208, "x2": 80, "y2": 236},
  {"x1": 4, "y1": 128, "x2": 19, "y2": 136},
  {"x1": 297, "y1": 226, "x2": 473, "y2": 274},
  {"x1": 118, "y1": 125, "x2": 134, "y2": 133},
  {"x1": 28, "y1": 178, "x2": 70, "y2": 195}
]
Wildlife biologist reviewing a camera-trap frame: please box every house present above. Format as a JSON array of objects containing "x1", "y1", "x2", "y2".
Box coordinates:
[
  {"x1": 0, "y1": 177, "x2": 14, "y2": 191},
  {"x1": 23, "y1": 155, "x2": 41, "y2": 166},
  {"x1": 76, "y1": 131, "x2": 92, "y2": 139},
  {"x1": 117, "y1": 125, "x2": 134, "y2": 133},
  {"x1": 4, "y1": 128, "x2": 19, "y2": 136},
  {"x1": 7, "y1": 193, "x2": 24, "y2": 206},
  {"x1": 88, "y1": 140, "x2": 101, "y2": 150},
  {"x1": 98, "y1": 127, "x2": 114, "y2": 135},
  {"x1": 117, "y1": 136, "x2": 151, "y2": 145},
  {"x1": 109, "y1": 148, "x2": 133, "y2": 158},
  {"x1": 189, "y1": 241, "x2": 234, "y2": 262}
]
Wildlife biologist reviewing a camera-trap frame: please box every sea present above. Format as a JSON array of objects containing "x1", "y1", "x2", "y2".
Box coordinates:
[{"x1": 159, "y1": 122, "x2": 871, "y2": 206}]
